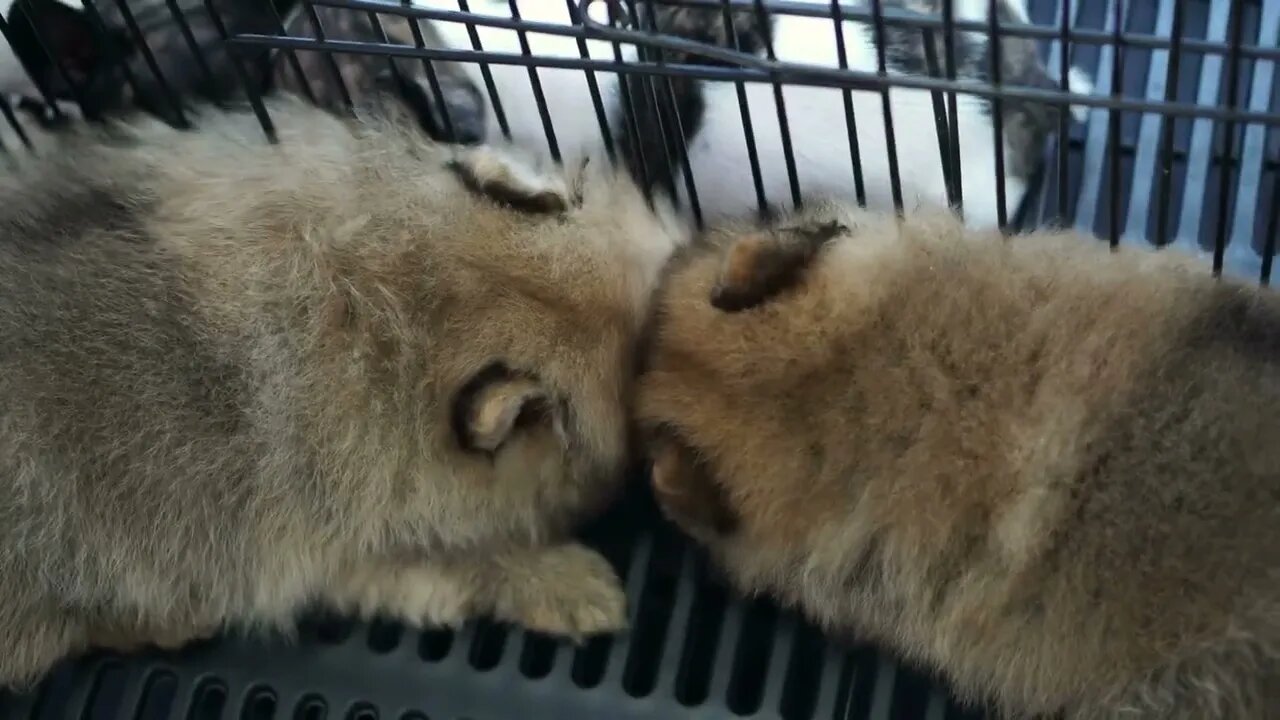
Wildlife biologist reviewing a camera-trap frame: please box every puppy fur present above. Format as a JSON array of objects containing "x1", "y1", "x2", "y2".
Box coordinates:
[
  {"x1": 637, "y1": 204, "x2": 1280, "y2": 719},
  {"x1": 0, "y1": 96, "x2": 690, "y2": 687}
]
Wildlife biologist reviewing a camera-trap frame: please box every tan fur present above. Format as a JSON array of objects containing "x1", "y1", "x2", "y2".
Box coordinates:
[
  {"x1": 0, "y1": 97, "x2": 691, "y2": 687},
  {"x1": 637, "y1": 203, "x2": 1280, "y2": 719}
]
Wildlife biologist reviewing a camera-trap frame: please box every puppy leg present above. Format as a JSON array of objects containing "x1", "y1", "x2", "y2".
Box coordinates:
[
  {"x1": 326, "y1": 544, "x2": 626, "y2": 641},
  {"x1": 480, "y1": 543, "x2": 627, "y2": 640},
  {"x1": 325, "y1": 559, "x2": 481, "y2": 629}
]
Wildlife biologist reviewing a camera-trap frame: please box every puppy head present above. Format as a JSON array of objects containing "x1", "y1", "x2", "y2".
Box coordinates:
[
  {"x1": 443, "y1": 147, "x2": 691, "y2": 536},
  {"x1": 303, "y1": 134, "x2": 692, "y2": 545},
  {"x1": 635, "y1": 212, "x2": 857, "y2": 554}
]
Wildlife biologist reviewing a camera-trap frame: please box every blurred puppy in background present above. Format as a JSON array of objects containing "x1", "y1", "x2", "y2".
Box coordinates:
[
  {"x1": 2, "y1": 0, "x2": 286, "y2": 125},
  {"x1": 0, "y1": 97, "x2": 691, "y2": 688}
]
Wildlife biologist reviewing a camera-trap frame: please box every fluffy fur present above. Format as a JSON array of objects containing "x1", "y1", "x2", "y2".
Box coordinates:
[
  {"x1": 635, "y1": 204, "x2": 1280, "y2": 718},
  {"x1": 0, "y1": 97, "x2": 690, "y2": 688}
]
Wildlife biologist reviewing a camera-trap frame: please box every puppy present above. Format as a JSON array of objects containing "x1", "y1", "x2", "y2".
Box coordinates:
[
  {"x1": 636, "y1": 204, "x2": 1280, "y2": 718},
  {"x1": 0, "y1": 96, "x2": 690, "y2": 688}
]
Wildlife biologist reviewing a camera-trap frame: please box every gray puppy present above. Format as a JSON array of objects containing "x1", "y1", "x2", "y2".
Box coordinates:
[{"x1": 0, "y1": 97, "x2": 690, "y2": 688}]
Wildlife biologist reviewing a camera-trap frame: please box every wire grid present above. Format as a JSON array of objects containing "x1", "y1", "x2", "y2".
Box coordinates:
[{"x1": 0, "y1": 0, "x2": 1277, "y2": 282}]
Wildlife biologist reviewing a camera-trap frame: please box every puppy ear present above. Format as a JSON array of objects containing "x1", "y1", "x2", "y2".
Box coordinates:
[
  {"x1": 453, "y1": 363, "x2": 551, "y2": 454},
  {"x1": 651, "y1": 437, "x2": 738, "y2": 536},
  {"x1": 710, "y1": 220, "x2": 845, "y2": 312},
  {"x1": 448, "y1": 146, "x2": 571, "y2": 215}
]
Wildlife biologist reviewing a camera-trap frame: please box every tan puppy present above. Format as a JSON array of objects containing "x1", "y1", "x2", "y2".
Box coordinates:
[
  {"x1": 636, "y1": 204, "x2": 1280, "y2": 719},
  {"x1": 0, "y1": 96, "x2": 689, "y2": 687}
]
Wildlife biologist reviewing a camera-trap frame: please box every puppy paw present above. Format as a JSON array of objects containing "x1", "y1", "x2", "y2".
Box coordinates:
[
  {"x1": 448, "y1": 146, "x2": 570, "y2": 214},
  {"x1": 492, "y1": 544, "x2": 628, "y2": 641}
]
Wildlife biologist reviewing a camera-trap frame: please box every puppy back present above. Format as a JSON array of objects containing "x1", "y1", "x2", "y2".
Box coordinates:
[{"x1": 641, "y1": 206, "x2": 1280, "y2": 715}]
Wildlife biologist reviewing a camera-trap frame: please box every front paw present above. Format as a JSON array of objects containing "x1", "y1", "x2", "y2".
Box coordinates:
[{"x1": 492, "y1": 544, "x2": 628, "y2": 642}]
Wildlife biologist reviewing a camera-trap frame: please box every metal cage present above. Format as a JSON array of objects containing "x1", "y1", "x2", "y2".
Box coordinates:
[{"x1": 0, "y1": 1, "x2": 1275, "y2": 719}]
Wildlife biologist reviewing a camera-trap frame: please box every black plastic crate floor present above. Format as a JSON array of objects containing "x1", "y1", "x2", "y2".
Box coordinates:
[
  {"x1": 3, "y1": 0, "x2": 1279, "y2": 719},
  {"x1": 0, "y1": 485, "x2": 980, "y2": 720}
]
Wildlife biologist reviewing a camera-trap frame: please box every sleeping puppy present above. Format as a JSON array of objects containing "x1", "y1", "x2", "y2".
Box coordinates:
[
  {"x1": 0, "y1": 96, "x2": 690, "y2": 688},
  {"x1": 635, "y1": 205, "x2": 1280, "y2": 719}
]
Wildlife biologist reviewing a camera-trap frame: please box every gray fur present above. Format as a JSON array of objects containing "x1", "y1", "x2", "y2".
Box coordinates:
[{"x1": 883, "y1": 0, "x2": 1077, "y2": 179}]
